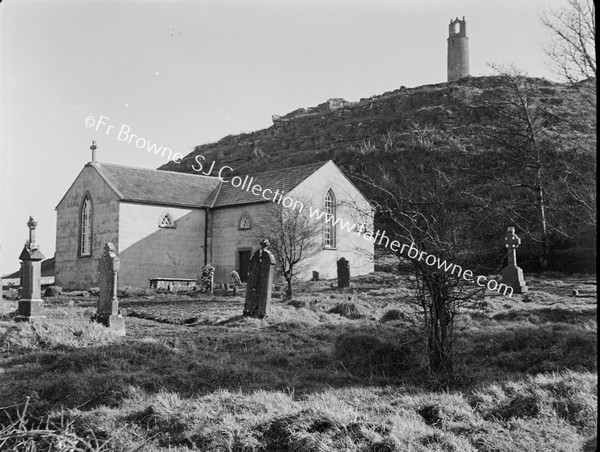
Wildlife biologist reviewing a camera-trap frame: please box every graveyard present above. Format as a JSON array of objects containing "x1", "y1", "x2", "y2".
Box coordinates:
[
  {"x1": 0, "y1": 265, "x2": 597, "y2": 451},
  {"x1": 1, "y1": 3, "x2": 596, "y2": 450}
]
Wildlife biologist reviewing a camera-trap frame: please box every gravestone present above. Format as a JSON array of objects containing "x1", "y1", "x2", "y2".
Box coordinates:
[
  {"x1": 230, "y1": 270, "x2": 242, "y2": 286},
  {"x1": 312, "y1": 271, "x2": 320, "y2": 281},
  {"x1": 337, "y1": 257, "x2": 350, "y2": 289},
  {"x1": 93, "y1": 243, "x2": 125, "y2": 335},
  {"x1": 501, "y1": 227, "x2": 528, "y2": 294},
  {"x1": 243, "y1": 239, "x2": 276, "y2": 319},
  {"x1": 16, "y1": 217, "x2": 45, "y2": 320},
  {"x1": 200, "y1": 264, "x2": 215, "y2": 293}
]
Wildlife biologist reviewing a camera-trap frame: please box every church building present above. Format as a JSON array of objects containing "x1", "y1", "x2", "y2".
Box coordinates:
[{"x1": 55, "y1": 156, "x2": 374, "y2": 290}]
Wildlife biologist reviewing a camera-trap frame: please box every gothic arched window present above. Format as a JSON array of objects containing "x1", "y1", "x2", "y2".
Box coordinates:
[
  {"x1": 324, "y1": 189, "x2": 336, "y2": 248},
  {"x1": 80, "y1": 196, "x2": 92, "y2": 256},
  {"x1": 239, "y1": 213, "x2": 252, "y2": 230},
  {"x1": 159, "y1": 212, "x2": 175, "y2": 228}
]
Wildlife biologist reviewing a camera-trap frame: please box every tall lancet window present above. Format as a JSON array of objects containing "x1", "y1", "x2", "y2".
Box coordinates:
[
  {"x1": 324, "y1": 189, "x2": 336, "y2": 248},
  {"x1": 80, "y1": 196, "x2": 92, "y2": 256}
]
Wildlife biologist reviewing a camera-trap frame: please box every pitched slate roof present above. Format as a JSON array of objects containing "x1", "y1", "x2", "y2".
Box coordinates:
[
  {"x1": 211, "y1": 161, "x2": 328, "y2": 207},
  {"x1": 91, "y1": 162, "x2": 221, "y2": 209},
  {"x1": 87, "y1": 160, "x2": 328, "y2": 209}
]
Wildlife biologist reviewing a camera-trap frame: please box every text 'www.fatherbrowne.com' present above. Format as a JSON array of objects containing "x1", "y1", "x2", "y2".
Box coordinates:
[{"x1": 192, "y1": 155, "x2": 515, "y2": 297}]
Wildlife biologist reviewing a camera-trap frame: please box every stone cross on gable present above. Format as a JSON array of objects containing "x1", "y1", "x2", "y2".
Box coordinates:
[
  {"x1": 504, "y1": 226, "x2": 521, "y2": 267},
  {"x1": 90, "y1": 140, "x2": 97, "y2": 162}
]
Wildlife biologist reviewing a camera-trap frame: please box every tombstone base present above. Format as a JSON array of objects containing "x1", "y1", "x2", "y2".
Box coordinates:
[
  {"x1": 501, "y1": 265, "x2": 528, "y2": 294},
  {"x1": 92, "y1": 313, "x2": 126, "y2": 336},
  {"x1": 16, "y1": 299, "x2": 44, "y2": 319}
]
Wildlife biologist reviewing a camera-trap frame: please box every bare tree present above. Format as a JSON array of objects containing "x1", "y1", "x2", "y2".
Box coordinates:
[
  {"x1": 252, "y1": 201, "x2": 321, "y2": 300},
  {"x1": 541, "y1": 0, "x2": 596, "y2": 102},
  {"x1": 361, "y1": 158, "x2": 488, "y2": 378},
  {"x1": 486, "y1": 65, "x2": 558, "y2": 269}
]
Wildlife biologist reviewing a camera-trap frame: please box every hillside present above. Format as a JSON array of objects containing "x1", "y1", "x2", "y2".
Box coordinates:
[
  {"x1": 159, "y1": 76, "x2": 595, "y2": 176},
  {"x1": 159, "y1": 76, "x2": 596, "y2": 273}
]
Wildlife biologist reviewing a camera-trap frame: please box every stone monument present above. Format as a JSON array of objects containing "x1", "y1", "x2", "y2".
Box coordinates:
[
  {"x1": 93, "y1": 243, "x2": 126, "y2": 335},
  {"x1": 243, "y1": 239, "x2": 276, "y2": 319},
  {"x1": 337, "y1": 257, "x2": 350, "y2": 289},
  {"x1": 17, "y1": 217, "x2": 45, "y2": 320},
  {"x1": 447, "y1": 16, "x2": 470, "y2": 82},
  {"x1": 200, "y1": 264, "x2": 215, "y2": 293},
  {"x1": 501, "y1": 227, "x2": 528, "y2": 294},
  {"x1": 230, "y1": 270, "x2": 242, "y2": 286}
]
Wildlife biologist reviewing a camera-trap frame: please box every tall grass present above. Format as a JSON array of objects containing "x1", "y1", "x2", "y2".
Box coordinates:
[{"x1": 0, "y1": 275, "x2": 596, "y2": 451}]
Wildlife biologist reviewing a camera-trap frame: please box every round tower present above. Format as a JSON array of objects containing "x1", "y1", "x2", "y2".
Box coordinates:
[{"x1": 447, "y1": 16, "x2": 470, "y2": 82}]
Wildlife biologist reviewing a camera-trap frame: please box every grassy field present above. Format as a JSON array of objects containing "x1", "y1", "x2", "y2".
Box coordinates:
[{"x1": 0, "y1": 272, "x2": 596, "y2": 451}]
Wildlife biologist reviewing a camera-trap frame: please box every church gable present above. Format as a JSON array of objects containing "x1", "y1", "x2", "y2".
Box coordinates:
[{"x1": 55, "y1": 165, "x2": 121, "y2": 290}]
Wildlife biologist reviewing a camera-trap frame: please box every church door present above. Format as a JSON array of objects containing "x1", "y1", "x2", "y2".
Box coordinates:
[{"x1": 238, "y1": 250, "x2": 251, "y2": 282}]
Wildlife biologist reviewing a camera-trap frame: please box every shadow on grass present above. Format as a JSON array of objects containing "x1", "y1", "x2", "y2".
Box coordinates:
[
  {"x1": 457, "y1": 322, "x2": 597, "y2": 378},
  {"x1": 492, "y1": 305, "x2": 597, "y2": 324}
]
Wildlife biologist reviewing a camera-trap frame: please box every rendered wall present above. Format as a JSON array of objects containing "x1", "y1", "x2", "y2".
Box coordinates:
[
  {"x1": 290, "y1": 161, "x2": 374, "y2": 280},
  {"x1": 55, "y1": 165, "x2": 120, "y2": 290},
  {"x1": 118, "y1": 202, "x2": 206, "y2": 287},
  {"x1": 208, "y1": 162, "x2": 374, "y2": 284},
  {"x1": 209, "y1": 203, "x2": 268, "y2": 283}
]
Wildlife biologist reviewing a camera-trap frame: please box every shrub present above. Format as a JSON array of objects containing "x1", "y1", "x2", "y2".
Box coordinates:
[
  {"x1": 117, "y1": 286, "x2": 155, "y2": 298},
  {"x1": 44, "y1": 286, "x2": 63, "y2": 297},
  {"x1": 328, "y1": 302, "x2": 366, "y2": 319},
  {"x1": 551, "y1": 247, "x2": 596, "y2": 274},
  {"x1": 2, "y1": 288, "x2": 19, "y2": 301},
  {"x1": 380, "y1": 309, "x2": 405, "y2": 323},
  {"x1": 288, "y1": 299, "x2": 319, "y2": 309},
  {"x1": 334, "y1": 334, "x2": 413, "y2": 378}
]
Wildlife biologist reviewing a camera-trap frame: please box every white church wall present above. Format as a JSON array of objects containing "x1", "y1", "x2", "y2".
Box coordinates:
[
  {"x1": 55, "y1": 165, "x2": 120, "y2": 290},
  {"x1": 291, "y1": 161, "x2": 375, "y2": 280},
  {"x1": 118, "y1": 202, "x2": 206, "y2": 287}
]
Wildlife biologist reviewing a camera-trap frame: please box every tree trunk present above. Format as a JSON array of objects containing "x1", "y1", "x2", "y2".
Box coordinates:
[
  {"x1": 284, "y1": 273, "x2": 293, "y2": 300},
  {"x1": 427, "y1": 284, "x2": 454, "y2": 375},
  {"x1": 537, "y1": 167, "x2": 551, "y2": 270}
]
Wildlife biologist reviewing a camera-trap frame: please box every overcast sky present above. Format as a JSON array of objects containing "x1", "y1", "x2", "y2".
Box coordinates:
[{"x1": 1, "y1": 0, "x2": 567, "y2": 275}]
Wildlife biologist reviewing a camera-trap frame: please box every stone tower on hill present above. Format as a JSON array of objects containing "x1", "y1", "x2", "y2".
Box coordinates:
[{"x1": 447, "y1": 17, "x2": 470, "y2": 82}]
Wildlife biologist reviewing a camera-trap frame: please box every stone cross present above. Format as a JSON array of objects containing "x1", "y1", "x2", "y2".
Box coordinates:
[
  {"x1": 17, "y1": 217, "x2": 45, "y2": 320},
  {"x1": 93, "y1": 243, "x2": 125, "y2": 335},
  {"x1": 501, "y1": 226, "x2": 528, "y2": 294},
  {"x1": 200, "y1": 264, "x2": 215, "y2": 293},
  {"x1": 504, "y1": 226, "x2": 521, "y2": 266},
  {"x1": 337, "y1": 257, "x2": 350, "y2": 289},
  {"x1": 243, "y1": 239, "x2": 276, "y2": 319},
  {"x1": 27, "y1": 216, "x2": 38, "y2": 248},
  {"x1": 91, "y1": 140, "x2": 97, "y2": 162}
]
